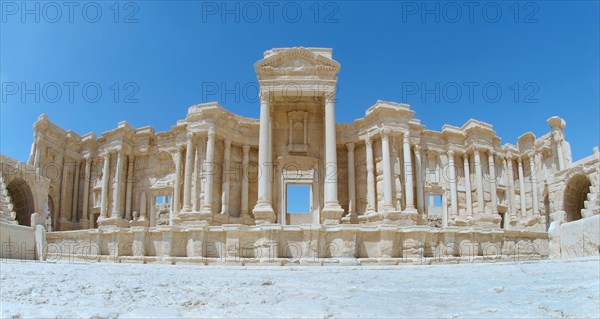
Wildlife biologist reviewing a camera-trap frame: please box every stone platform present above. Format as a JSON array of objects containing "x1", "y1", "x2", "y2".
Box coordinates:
[{"x1": 45, "y1": 225, "x2": 548, "y2": 265}]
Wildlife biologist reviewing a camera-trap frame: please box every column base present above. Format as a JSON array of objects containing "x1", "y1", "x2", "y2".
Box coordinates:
[
  {"x1": 341, "y1": 212, "x2": 359, "y2": 224},
  {"x1": 129, "y1": 218, "x2": 149, "y2": 227},
  {"x1": 253, "y1": 202, "x2": 276, "y2": 225},
  {"x1": 397, "y1": 210, "x2": 418, "y2": 226},
  {"x1": 476, "y1": 213, "x2": 503, "y2": 229},
  {"x1": 97, "y1": 216, "x2": 129, "y2": 228},
  {"x1": 178, "y1": 211, "x2": 213, "y2": 226},
  {"x1": 58, "y1": 218, "x2": 72, "y2": 231},
  {"x1": 321, "y1": 204, "x2": 344, "y2": 225},
  {"x1": 79, "y1": 218, "x2": 89, "y2": 229}
]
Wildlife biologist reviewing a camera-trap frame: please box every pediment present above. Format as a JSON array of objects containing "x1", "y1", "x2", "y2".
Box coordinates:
[{"x1": 254, "y1": 47, "x2": 340, "y2": 74}]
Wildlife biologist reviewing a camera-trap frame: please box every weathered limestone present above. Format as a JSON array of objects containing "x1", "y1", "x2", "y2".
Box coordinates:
[{"x1": 3, "y1": 47, "x2": 597, "y2": 263}]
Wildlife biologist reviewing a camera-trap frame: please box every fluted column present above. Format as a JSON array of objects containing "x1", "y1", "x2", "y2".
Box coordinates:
[
  {"x1": 192, "y1": 140, "x2": 201, "y2": 211},
  {"x1": 365, "y1": 137, "x2": 376, "y2": 213},
  {"x1": 488, "y1": 150, "x2": 498, "y2": 214},
  {"x1": 125, "y1": 155, "x2": 135, "y2": 220},
  {"x1": 380, "y1": 129, "x2": 394, "y2": 211},
  {"x1": 182, "y1": 133, "x2": 194, "y2": 212},
  {"x1": 346, "y1": 143, "x2": 356, "y2": 215},
  {"x1": 321, "y1": 95, "x2": 344, "y2": 220},
  {"x1": 505, "y1": 155, "x2": 517, "y2": 220},
  {"x1": 220, "y1": 139, "x2": 231, "y2": 215},
  {"x1": 517, "y1": 157, "x2": 527, "y2": 218},
  {"x1": 112, "y1": 149, "x2": 124, "y2": 219},
  {"x1": 81, "y1": 156, "x2": 91, "y2": 227},
  {"x1": 463, "y1": 152, "x2": 473, "y2": 218},
  {"x1": 473, "y1": 149, "x2": 485, "y2": 216},
  {"x1": 202, "y1": 130, "x2": 216, "y2": 214},
  {"x1": 70, "y1": 161, "x2": 80, "y2": 222},
  {"x1": 392, "y1": 137, "x2": 403, "y2": 210},
  {"x1": 252, "y1": 93, "x2": 275, "y2": 222},
  {"x1": 100, "y1": 153, "x2": 110, "y2": 218},
  {"x1": 403, "y1": 133, "x2": 415, "y2": 211},
  {"x1": 414, "y1": 145, "x2": 424, "y2": 214},
  {"x1": 241, "y1": 144, "x2": 250, "y2": 217},
  {"x1": 529, "y1": 153, "x2": 539, "y2": 217},
  {"x1": 172, "y1": 147, "x2": 182, "y2": 214},
  {"x1": 447, "y1": 150, "x2": 458, "y2": 220}
]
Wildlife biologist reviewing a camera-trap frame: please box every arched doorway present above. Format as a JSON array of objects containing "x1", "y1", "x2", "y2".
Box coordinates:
[
  {"x1": 6, "y1": 179, "x2": 35, "y2": 226},
  {"x1": 563, "y1": 174, "x2": 591, "y2": 222}
]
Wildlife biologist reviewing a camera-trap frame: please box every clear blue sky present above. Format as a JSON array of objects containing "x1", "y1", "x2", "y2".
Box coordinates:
[{"x1": 1, "y1": 1, "x2": 599, "y2": 165}]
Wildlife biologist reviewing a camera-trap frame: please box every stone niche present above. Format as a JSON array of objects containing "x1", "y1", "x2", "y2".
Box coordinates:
[{"x1": 287, "y1": 110, "x2": 309, "y2": 155}]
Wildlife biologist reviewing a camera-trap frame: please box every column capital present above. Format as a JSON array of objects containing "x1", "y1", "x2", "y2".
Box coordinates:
[
  {"x1": 364, "y1": 136, "x2": 372, "y2": 147},
  {"x1": 324, "y1": 92, "x2": 336, "y2": 103},
  {"x1": 468, "y1": 144, "x2": 487, "y2": 154},
  {"x1": 223, "y1": 139, "x2": 231, "y2": 147},
  {"x1": 242, "y1": 144, "x2": 250, "y2": 153},
  {"x1": 412, "y1": 144, "x2": 421, "y2": 152},
  {"x1": 207, "y1": 128, "x2": 215, "y2": 140},
  {"x1": 346, "y1": 142, "x2": 355, "y2": 151},
  {"x1": 259, "y1": 90, "x2": 270, "y2": 101},
  {"x1": 403, "y1": 132, "x2": 410, "y2": 143},
  {"x1": 447, "y1": 149, "x2": 455, "y2": 158},
  {"x1": 186, "y1": 131, "x2": 195, "y2": 140},
  {"x1": 379, "y1": 127, "x2": 390, "y2": 141}
]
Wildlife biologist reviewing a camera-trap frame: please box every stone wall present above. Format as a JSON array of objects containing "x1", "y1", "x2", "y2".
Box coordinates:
[{"x1": 45, "y1": 224, "x2": 548, "y2": 265}]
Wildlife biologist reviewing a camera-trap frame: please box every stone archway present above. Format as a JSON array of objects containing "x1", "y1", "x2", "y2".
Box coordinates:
[
  {"x1": 563, "y1": 174, "x2": 591, "y2": 222},
  {"x1": 6, "y1": 178, "x2": 35, "y2": 226}
]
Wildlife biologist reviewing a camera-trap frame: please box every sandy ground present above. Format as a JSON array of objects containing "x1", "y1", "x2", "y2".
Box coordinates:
[{"x1": 1, "y1": 257, "x2": 599, "y2": 318}]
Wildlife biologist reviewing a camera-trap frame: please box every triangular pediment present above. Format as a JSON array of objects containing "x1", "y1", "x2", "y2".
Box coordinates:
[{"x1": 254, "y1": 47, "x2": 340, "y2": 74}]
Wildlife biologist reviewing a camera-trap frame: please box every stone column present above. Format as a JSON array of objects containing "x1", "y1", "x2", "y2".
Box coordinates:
[
  {"x1": 59, "y1": 157, "x2": 70, "y2": 222},
  {"x1": 125, "y1": 155, "x2": 135, "y2": 220},
  {"x1": 172, "y1": 147, "x2": 182, "y2": 213},
  {"x1": 517, "y1": 157, "x2": 527, "y2": 218},
  {"x1": 288, "y1": 119, "x2": 293, "y2": 145},
  {"x1": 321, "y1": 95, "x2": 344, "y2": 222},
  {"x1": 70, "y1": 161, "x2": 80, "y2": 222},
  {"x1": 220, "y1": 139, "x2": 231, "y2": 215},
  {"x1": 414, "y1": 145, "x2": 424, "y2": 214},
  {"x1": 252, "y1": 93, "x2": 275, "y2": 222},
  {"x1": 488, "y1": 150, "x2": 498, "y2": 214},
  {"x1": 447, "y1": 150, "x2": 458, "y2": 220},
  {"x1": 202, "y1": 130, "x2": 216, "y2": 214},
  {"x1": 192, "y1": 141, "x2": 201, "y2": 211},
  {"x1": 346, "y1": 142, "x2": 356, "y2": 215},
  {"x1": 463, "y1": 152, "x2": 473, "y2": 218},
  {"x1": 365, "y1": 137, "x2": 376, "y2": 213},
  {"x1": 81, "y1": 156, "x2": 91, "y2": 227},
  {"x1": 241, "y1": 144, "x2": 250, "y2": 217},
  {"x1": 380, "y1": 129, "x2": 394, "y2": 211},
  {"x1": 529, "y1": 153, "x2": 539, "y2": 217},
  {"x1": 112, "y1": 149, "x2": 124, "y2": 219},
  {"x1": 392, "y1": 137, "x2": 403, "y2": 210},
  {"x1": 100, "y1": 153, "x2": 110, "y2": 218},
  {"x1": 505, "y1": 156, "x2": 516, "y2": 220},
  {"x1": 473, "y1": 148, "x2": 485, "y2": 216},
  {"x1": 33, "y1": 136, "x2": 41, "y2": 176},
  {"x1": 182, "y1": 133, "x2": 194, "y2": 212},
  {"x1": 553, "y1": 131, "x2": 565, "y2": 171},
  {"x1": 403, "y1": 133, "x2": 415, "y2": 211}
]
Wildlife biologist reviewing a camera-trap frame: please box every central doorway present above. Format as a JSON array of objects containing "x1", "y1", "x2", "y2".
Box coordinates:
[{"x1": 286, "y1": 184, "x2": 312, "y2": 225}]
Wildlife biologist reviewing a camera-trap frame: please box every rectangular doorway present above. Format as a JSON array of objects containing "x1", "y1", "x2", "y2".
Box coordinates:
[{"x1": 286, "y1": 184, "x2": 312, "y2": 225}]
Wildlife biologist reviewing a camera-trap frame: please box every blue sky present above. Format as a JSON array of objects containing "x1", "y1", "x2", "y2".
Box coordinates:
[{"x1": 1, "y1": 0, "x2": 599, "y2": 165}]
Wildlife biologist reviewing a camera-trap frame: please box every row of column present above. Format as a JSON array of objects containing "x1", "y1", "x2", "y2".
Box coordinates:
[
  {"x1": 98, "y1": 149, "x2": 136, "y2": 223},
  {"x1": 172, "y1": 130, "x2": 251, "y2": 218},
  {"x1": 446, "y1": 150, "x2": 540, "y2": 221},
  {"x1": 347, "y1": 130, "x2": 419, "y2": 214}
]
